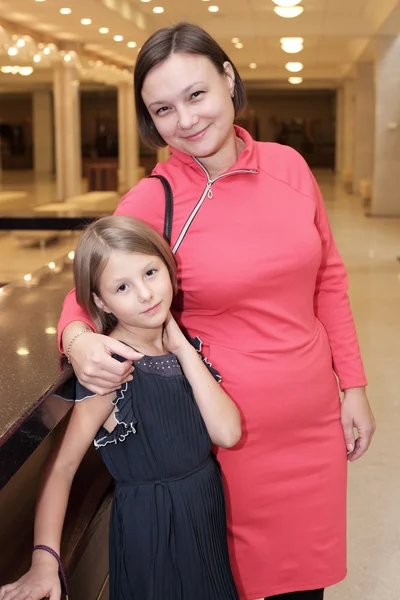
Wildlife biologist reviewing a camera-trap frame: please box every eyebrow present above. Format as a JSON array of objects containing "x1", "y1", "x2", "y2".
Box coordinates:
[{"x1": 148, "y1": 81, "x2": 206, "y2": 108}]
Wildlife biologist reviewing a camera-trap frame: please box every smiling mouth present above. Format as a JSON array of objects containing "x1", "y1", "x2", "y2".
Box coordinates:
[
  {"x1": 183, "y1": 125, "x2": 209, "y2": 141},
  {"x1": 142, "y1": 301, "x2": 162, "y2": 314}
]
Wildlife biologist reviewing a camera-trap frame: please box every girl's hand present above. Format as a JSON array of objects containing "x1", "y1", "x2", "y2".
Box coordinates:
[
  {"x1": 69, "y1": 331, "x2": 143, "y2": 396},
  {"x1": 0, "y1": 564, "x2": 61, "y2": 600},
  {"x1": 341, "y1": 387, "x2": 376, "y2": 462},
  {"x1": 162, "y1": 313, "x2": 188, "y2": 357}
]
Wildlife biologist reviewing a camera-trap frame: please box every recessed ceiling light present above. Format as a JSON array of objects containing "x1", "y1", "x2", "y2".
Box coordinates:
[
  {"x1": 99, "y1": 27, "x2": 109, "y2": 34},
  {"x1": 45, "y1": 327, "x2": 57, "y2": 335},
  {"x1": 285, "y1": 61, "x2": 303, "y2": 72},
  {"x1": 249, "y1": 62, "x2": 257, "y2": 69},
  {"x1": 16, "y1": 38, "x2": 25, "y2": 48},
  {"x1": 127, "y1": 41, "x2": 137, "y2": 48},
  {"x1": 7, "y1": 47, "x2": 18, "y2": 56},
  {"x1": 274, "y1": 6, "x2": 304, "y2": 17},
  {"x1": 16, "y1": 347, "x2": 30, "y2": 356},
  {"x1": 140, "y1": 0, "x2": 152, "y2": 2},
  {"x1": 80, "y1": 18, "x2": 92, "y2": 25},
  {"x1": 33, "y1": 53, "x2": 41, "y2": 62},
  {"x1": 60, "y1": 8, "x2": 72, "y2": 15},
  {"x1": 114, "y1": 35, "x2": 123, "y2": 41},
  {"x1": 64, "y1": 53, "x2": 72, "y2": 62},
  {"x1": 273, "y1": 0, "x2": 302, "y2": 6},
  {"x1": 153, "y1": 6, "x2": 164, "y2": 12},
  {"x1": 43, "y1": 46, "x2": 51, "y2": 55},
  {"x1": 35, "y1": 0, "x2": 45, "y2": 2},
  {"x1": 280, "y1": 37, "x2": 304, "y2": 53},
  {"x1": 208, "y1": 5, "x2": 219, "y2": 12},
  {"x1": 288, "y1": 76, "x2": 303, "y2": 84},
  {"x1": 235, "y1": 42, "x2": 243, "y2": 49},
  {"x1": 232, "y1": 37, "x2": 240, "y2": 44}
]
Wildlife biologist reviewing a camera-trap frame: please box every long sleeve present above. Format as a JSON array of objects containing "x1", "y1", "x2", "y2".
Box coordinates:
[
  {"x1": 57, "y1": 177, "x2": 167, "y2": 351},
  {"x1": 310, "y1": 172, "x2": 367, "y2": 391}
]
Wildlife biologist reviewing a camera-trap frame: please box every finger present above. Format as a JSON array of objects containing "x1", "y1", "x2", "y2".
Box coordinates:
[
  {"x1": 341, "y1": 420, "x2": 356, "y2": 454},
  {"x1": 49, "y1": 584, "x2": 61, "y2": 600},
  {"x1": 0, "y1": 582, "x2": 19, "y2": 600},
  {"x1": 349, "y1": 430, "x2": 373, "y2": 462},
  {"x1": 105, "y1": 339, "x2": 143, "y2": 362}
]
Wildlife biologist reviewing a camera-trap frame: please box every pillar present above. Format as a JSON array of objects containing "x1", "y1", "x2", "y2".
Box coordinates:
[
  {"x1": 53, "y1": 61, "x2": 82, "y2": 200},
  {"x1": 335, "y1": 86, "x2": 344, "y2": 175},
  {"x1": 353, "y1": 62, "x2": 375, "y2": 195},
  {"x1": 371, "y1": 35, "x2": 400, "y2": 216},
  {"x1": 32, "y1": 90, "x2": 54, "y2": 175},
  {"x1": 342, "y1": 78, "x2": 355, "y2": 192},
  {"x1": 118, "y1": 81, "x2": 140, "y2": 192}
]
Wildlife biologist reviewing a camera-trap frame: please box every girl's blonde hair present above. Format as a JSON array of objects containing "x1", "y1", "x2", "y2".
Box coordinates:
[{"x1": 73, "y1": 215, "x2": 178, "y2": 333}]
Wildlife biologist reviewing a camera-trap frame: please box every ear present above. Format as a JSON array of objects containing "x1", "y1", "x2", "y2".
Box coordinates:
[
  {"x1": 93, "y1": 292, "x2": 112, "y2": 314},
  {"x1": 222, "y1": 61, "x2": 235, "y2": 97}
]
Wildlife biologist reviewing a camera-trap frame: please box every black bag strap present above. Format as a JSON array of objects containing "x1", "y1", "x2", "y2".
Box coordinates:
[{"x1": 148, "y1": 174, "x2": 173, "y2": 246}]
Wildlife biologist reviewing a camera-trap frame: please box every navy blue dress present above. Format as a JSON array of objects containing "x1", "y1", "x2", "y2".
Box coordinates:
[{"x1": 76, "y1": 349, "x2": 239, "y2": 600}]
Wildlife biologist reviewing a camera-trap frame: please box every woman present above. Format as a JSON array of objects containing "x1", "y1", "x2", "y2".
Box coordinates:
[{"x1": 58, "y1": 22, "x2": 375, "y2": 600}]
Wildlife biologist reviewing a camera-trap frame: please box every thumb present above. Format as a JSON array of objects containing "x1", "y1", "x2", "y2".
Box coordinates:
[
  {"x1": 105, "y1": 337, "x2": 143, "y2": 362},
  {"x1": 341, "y1": 413, "x2": 355, "y2": 453}
]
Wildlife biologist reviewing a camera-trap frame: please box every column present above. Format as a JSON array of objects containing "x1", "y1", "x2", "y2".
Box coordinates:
[
  {"x1": 118, "y1": 81, "x2": 140, "y2": 192},
  {"x1": 335, "y1": 86, "x2": 344, "y2": 175},
  {"x1": 53, "y1": 60, "x2": 82, "y2": 201},
  {"x1": 353, "y1": 62, "x2": 375, "y2": 195},
  {"x1": 32, "y1": 90, "x2": 54, "y2": 175},
  {"x1": 371, "y1": 35, "x2": 400, "y2": 216},
  {"x1": 342, "y1": 78, "x2": 355, "y2": 192}
]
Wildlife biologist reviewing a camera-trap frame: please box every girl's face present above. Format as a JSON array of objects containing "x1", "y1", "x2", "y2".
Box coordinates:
[
  {"x1": 94, "y1": 250, "x2": 173, "y2": 330},
  {"x1": 141, "y1": 52, "x2": 235, "y2": 159}
]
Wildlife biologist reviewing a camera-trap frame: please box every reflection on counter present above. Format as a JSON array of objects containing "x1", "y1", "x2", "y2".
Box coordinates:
[{"x1": 0, "y1": 250, "x2": 111, "y2": 599}]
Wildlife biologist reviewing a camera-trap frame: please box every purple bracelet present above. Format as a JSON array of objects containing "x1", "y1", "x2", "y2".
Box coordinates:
[{"x1": 33, "y1": 545, "x2": 68, "y2": 599}]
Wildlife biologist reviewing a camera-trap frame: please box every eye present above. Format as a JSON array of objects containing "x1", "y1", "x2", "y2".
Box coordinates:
[
  {"x1": 190, "y1": 90, "x2": 205, "y2": 100},
  {"x1": 117, "y1": 283, "x2": 128, "y2": 293},
  {"x1": 156, "y1": 106, "x2": 169, "y2": 116},
  {"x1": 145, "y1": 269, "x2": 157, "y2": 278}
]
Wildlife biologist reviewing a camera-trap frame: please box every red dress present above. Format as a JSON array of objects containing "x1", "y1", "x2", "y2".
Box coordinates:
[{"x1": 58, "y1": 127, "x2": 367, "y2": 599}]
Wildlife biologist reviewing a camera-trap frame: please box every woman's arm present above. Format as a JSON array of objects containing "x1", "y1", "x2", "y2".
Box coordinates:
[
  {"x1": 163, "y1": 314, "x2": 241, "y2": 448},
  {"x1": 0, "y1": 393, "x2": 116, "y2": 600}
]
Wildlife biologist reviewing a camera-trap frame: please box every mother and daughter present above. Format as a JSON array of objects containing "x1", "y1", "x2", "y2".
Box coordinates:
[{"x1": 0, "y1": 20, "x2": 374, "y2": 600}]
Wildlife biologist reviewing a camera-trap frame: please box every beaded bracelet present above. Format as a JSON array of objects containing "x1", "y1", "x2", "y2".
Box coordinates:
[
  {"x1": 66, "y1": 329, "x2": 92, "y2": 364},
  {"x1": 33, "y1": 545, "x2": 68, "y2": 599}
]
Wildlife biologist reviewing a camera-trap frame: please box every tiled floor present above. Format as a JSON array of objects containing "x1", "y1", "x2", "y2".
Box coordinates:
[{"x1": 1, "y1": 169, "x2": 400, "y2": 599}]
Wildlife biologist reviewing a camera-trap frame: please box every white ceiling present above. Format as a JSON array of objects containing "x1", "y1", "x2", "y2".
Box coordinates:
[{"x1": 0, "y1": 0, "x2": 399, "y2": 91}]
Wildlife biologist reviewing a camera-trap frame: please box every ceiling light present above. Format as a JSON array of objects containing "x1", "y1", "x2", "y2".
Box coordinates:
[
  {"x1": 127, "y1": 41, "x2": 137, "y2": 48},
  {"x1": 45, "y1": 327, "x2": 57, "y2": 335},
  {"x1": 68, "y1": 251, "x2": 75, "y2": 260},
  {"x1": 33, "y1": 54, "x2": 41, "y2": 62},
  {"x1": 80, "y1": 18, "x2": 92, "y2": 25},
  {"x1": 16, "y1": 347, "x2": 30, "y2": 356},
  {"x1": 16, "y1": 38, "x2": 25, "y2": 48},
  {"x1": 280, "y1": 37, "x2": 304, "y2": 53},
  {"x1": 1, "y1": 67, "x2": 13, "y2": 73},
  {"x1": 285, "y1": 61, "x2": 303, "y2": 72},
  {"x1": 249, "y1": 62, "x2": 257, "y2": 69},
  {"x1": 235, "y1": 42, "x2": 243, "y2": 49},
  {"x1": 288, "y1": 76, "x2": 303, "y2": 84},
  {"x1": 48, "y1": 262, "x2": 56, "y2": 269},
  {"x1": 208, "y1": 5, "x2": 219, "y2": 11},
  {"x1": 153, "y1": 6, "x2": 164, "y2": 12},
  {"x1": 35, "y1": 0, "x2": 45, "y2": 2},
  {"x1": 64, "y1": 53, "x2": 72, "y2": 62},
  {"x1": 99, "y1": 27, "x2": 109, "y2": 34},
  {"x1": 273, "y1": 0, "x2": 302, "y2": 6},
  {"x1": 7, "y1": 47, "x2": 18, "y2": 56},
  {"x1": 19, "y1": 67, "x2": 33, "y2": 76},
  {"x1": 274, "y1": 6, "x2": 304, "y2": 17},
  {"x1": 43, "y1": 46, "x2": 51, "y2": 55},
  {"x1": 24, "y1": 274, "x2": 32, "y2": 281},
  {"x1": 232, "y1": 37, "x2": 240, "y2": 44},
  {"x1": 113, "y1": 34, "x2": 123, "y2": 41},
  {"x1": 140, "y1": 0, "x2": 152, "y2": 2},
  {"x1": 60, "y1": 7, "x2": 72, "y2": 14}
]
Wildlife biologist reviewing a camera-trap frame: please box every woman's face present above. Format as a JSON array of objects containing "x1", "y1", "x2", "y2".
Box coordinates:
[{"x1": 141, "y1": 52, "x2": 236, "y2": 159}]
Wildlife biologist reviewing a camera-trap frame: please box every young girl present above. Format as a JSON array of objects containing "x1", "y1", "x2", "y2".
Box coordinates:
[{"x1": 0, "y1": 216, "x2": 241, "y2": 600}]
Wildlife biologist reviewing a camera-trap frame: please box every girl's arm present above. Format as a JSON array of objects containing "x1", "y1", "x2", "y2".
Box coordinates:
[
  {"x1": 0, "y1": 393, "x2": 116, "y2": 600},
  {"x1": 163, "y1": 314, "x2": 241, "y2": 448}
]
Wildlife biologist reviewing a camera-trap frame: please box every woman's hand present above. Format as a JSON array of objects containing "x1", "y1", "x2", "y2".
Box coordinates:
[
  {"x1": 162, "y1": 313, "x2": 188, "y2": 357},
  {"x1": 341, "y1": 387, "x2": 376, "y2": 462},
  {"x1": 0, "y1": 564, "x2": 60, "y2": 600},
  {"x1": 69, "y1": 331, "x2": 143, "y2": 396}
]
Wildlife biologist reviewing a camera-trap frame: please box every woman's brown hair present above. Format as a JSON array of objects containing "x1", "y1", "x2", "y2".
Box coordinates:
[
  {"x1": 73, "y1": 216, "x2": 178, "y2": 333},
  {"x1": 134, "y1": 21, "x2": 247, "y2": 148}
]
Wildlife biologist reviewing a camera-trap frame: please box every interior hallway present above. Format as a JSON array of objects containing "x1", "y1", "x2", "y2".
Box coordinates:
[{"x1": 0, "y1": 169, "x2": 399, "y2": 599}]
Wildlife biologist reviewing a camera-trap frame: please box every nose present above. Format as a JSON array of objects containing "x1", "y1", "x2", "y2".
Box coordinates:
[
  {"x1": 137, "y1": 281, "x2": 154, "y2": 303},
  {"x1": 177, "y1": 106, "x2": 199, "y2": 131}
]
